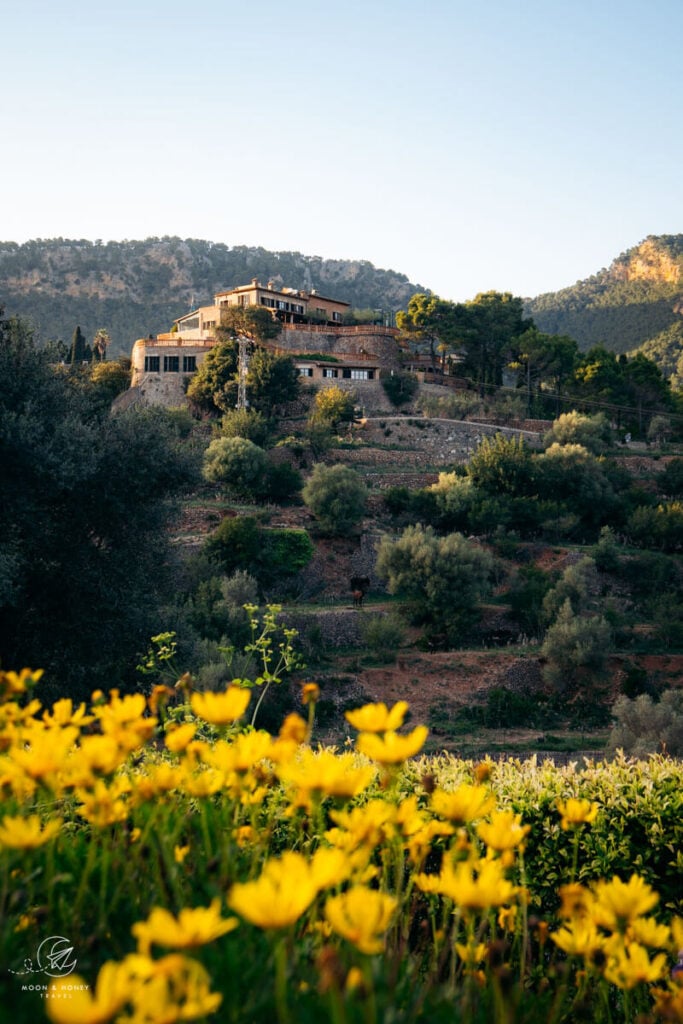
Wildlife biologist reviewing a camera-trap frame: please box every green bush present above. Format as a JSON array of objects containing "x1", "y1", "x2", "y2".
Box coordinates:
[
  {"x1": 302, "y1": 463, "x2": 368, "y2": 535},
  {"x1": 540, "y1": 600, "x2": 611, "y2": 692},
  {"x1": 381, "y1": 370, "x2": 418, "y2": 407},
  {"x1": 220, "y1": 409, "x2": 270, "y2": 447},
  {"x1": 360, "y1": 613, "x2": 406, "y2": 663},
  {"x1": 609, "y1": 689, "x2": 683, "y2": 757},
  {"x1": 202, "y1": 436, "x2": 269, "y2": 498}
]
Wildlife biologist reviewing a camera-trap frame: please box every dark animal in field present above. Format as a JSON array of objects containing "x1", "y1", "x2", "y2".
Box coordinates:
[
  {"x1": 350, "y1": 575, "x2": 370, "y2": 594},
  {"x1": 352, "y1": 589, "x2": 365, "y2": 608}
]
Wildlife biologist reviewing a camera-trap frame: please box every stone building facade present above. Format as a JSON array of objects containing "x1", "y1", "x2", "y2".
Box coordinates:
[{"x1": 129, "y1": 279, "x2": 403, "y2": 405}]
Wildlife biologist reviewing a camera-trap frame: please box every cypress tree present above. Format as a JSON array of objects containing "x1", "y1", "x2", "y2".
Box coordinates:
[{"x1": 70, "y1": 325, "x2": 87, "y2": 364}]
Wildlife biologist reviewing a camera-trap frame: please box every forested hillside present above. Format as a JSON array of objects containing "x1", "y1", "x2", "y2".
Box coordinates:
[
  {"x1": 0, "y1": 237, "x2": 426, "y2": 356},
  {"x1": 527, "y1": 235, "x2": 683, "y2": 383}
]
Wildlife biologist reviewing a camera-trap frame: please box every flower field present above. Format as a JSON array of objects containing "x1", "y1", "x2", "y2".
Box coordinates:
[{"x1": 0, "y1": 668, "x2": 682, "y2": 1023}]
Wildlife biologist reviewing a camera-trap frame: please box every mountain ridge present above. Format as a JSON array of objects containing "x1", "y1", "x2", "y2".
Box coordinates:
[{"x1": 0, "y1": 237, "x2": 427, "y2": 356}]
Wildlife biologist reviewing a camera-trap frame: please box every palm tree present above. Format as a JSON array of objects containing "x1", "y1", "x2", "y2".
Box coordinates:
[{"x1": 92, "y1": 328, "x2": 111, "y2": 362}]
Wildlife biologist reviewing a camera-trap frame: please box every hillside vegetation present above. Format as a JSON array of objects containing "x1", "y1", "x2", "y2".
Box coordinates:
[
  {"x1": 527, "y1": 235, "x2": 683, "y2": 383},
  {"x1": 0, "y1": 237, "x2": 425, "y2": 356}
]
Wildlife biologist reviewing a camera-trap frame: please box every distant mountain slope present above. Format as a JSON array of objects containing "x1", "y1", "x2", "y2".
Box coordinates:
[
  {"x1": 526, "y1": 235, "x2": 683, "y2": 380},
  {"x1": 0, "y1": 237, "x2": 426, "y2": 356}
]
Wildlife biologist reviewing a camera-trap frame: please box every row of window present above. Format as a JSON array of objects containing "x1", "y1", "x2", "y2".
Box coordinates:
[
  {"x1": 144, "y1": 356, "x2": 196, "y2": 373},
  {"x1": 298, "y1": 367, "x2": 374, "y2": 380},
  {"x1": 261, "y1": 298, "x2": 305, "y2": 315}
]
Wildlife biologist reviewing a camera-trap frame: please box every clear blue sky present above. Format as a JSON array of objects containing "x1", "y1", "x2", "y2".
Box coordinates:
[{"x1": 3, "y1": 0, "x2": 682, "y2": 302}]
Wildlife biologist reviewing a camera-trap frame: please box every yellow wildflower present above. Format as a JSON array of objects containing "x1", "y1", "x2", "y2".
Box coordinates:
[
  {"x1": 46, "y1": 960, "x2": 131, "y2": 1024},
  {"x1": 431, "y1": 783, "x2": 496, "y2": 824},
  {"x1": 326, "y1": 799, "x2": 397, "y2": 852},
  {"x1": 301, "y1": 682, "x2": 321, "y2": 705},
  {"x1": 477, "y1": 809, "x2": 530, "y2": 852},
  {"x1": 552, "y1": 919, "x2": 605, "y2": 958},
  {"x1": 76, "y1": 778, "x2": 130, "y2": 828},
  {"x1": 455, "y1": 941, "x2": 488, "y2": 965},
  {"x1": 557, "y1": 797, "x2": 599, "y2": 830},
  {"x1": 345, "y1": 700, "x2": 409, "y2": 733},
  {"x1": 0, "y1": 814, "x2": 61, "y2": 849},
  {"x1": 324, "y1": 886, "x2": 397, "y2": 955},
  {"x1": 42, "y1": 698, "x2": 94, "y2": 728},
  {"x1": 310, "y1": 846, "x2": 353, "y2": 890},
  {"x1": 277, "y1": 748, "x2": 376, "y2": 800},
  {"x1": 627, "y1": 916, "x2": 671, "y2": 949},
  {"x1": 415, "y1": 857, "x2": 517, "y2": 911},
  {"x1": 202, "y1": 731, "x2": 273, "y2": 775},
  {"x1": 190, "y1": 686, "x2": 251, "y2": 725},
  {"x1": 558, "y1": 883, "x2": 593, "y2": 920},
  {"x1": 592, "y1": 874, "x2": 659, "y2": 931},
  {"x1": 0, "y1": 668, "x2": 43, "y2": 701},
  {"x1": 165, "y1": 722, "x2": 197, "y2": 753},
  {"x1": 278, "y1": 712, "x2": 308, "y2": 744},
  {"x1": 9, "y1": 725, "x2": 79, "y2": 785},
  {"x1": 95, "y1": 693, "x2": 157, "y2": 748},
  {"x1": 235, "y1": 825, "x2": 255, "y2": 847},
  {"x1": 603, "y1": 939, "x2": 667, "y2": 989},
  {"x1": 73, "y1": 734, "x2": 124, "y2": 777},
  {"x1": 182, "y1": 767, "x2": 224, "y2": 798},
  {"x1": 497, "y1": 905, "x2": 518, "y2": 932},
  {"x1": 652, "y1": 983, "x2": 683, "y2": 1023},
  {"x1": 356, "y1": 726, "x2": 428, "y2": 764},
  {"x1": 121, "y1": 953, "x2": 222, "y2": 1023},
  {"x1": 132, "y1": 899, "x2": 238, "y2": 956},
  {"x1": 174, "y1": 844, "x2": 190, "y2": 864},
  {"x1": 228, "y1": 851, "x2": 321, "y2": 930}
]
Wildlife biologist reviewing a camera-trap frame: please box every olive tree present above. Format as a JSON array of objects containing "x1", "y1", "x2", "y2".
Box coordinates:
[
  {"x1": 203, "y1": 436, "x2": 268, "y2": 498},
  {"x1": 302, "y1": 463, "x2": 367, "y2": 534},
  {"x1": 376, "y1": 524, "x2": 496, "y2": 643}
]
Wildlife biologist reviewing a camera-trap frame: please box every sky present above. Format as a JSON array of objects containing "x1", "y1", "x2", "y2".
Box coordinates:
[{"x1": 3, "y1": 0, "x2": 682, "y2": 303}]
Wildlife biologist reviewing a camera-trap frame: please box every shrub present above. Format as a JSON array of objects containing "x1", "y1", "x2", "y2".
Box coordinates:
[
  {"x1": 542, "y1": 556, "x2": 599, "y2": 625},
  {"x1": 381, "y1": 370, "x2": 418, "y2": 407},
  {"x1": 262, "y1": 529, "x2": 315, "y2": 577},
  {"x1": 302, "y1": 463, "x2": 368, "y2": 535},
  {"x1": 376, "y1": 524, "x2": 497, "y2": 643},
  {"x1": 543, "y1": 410, "x2": 613, "y2": 454},
  {"x1": 220, "y1": 408, "x2": 270, "y2": 447},
  {"x1": 657, "y1": 457, "x2": 683, "y2": 498},
  {"x1": 608, "y1": 689, "x2": 683, "y2": 757},
  {"x1": 312, "y1": 386, "x2": 356, "y2": 428},
  {"x1": 507, "y1": 565, "x2": 553, "y2": 638},
  {"x1": 263, "y1": 461, "x2": 303, "y2": 503},
  {"x1": 540, "y1": 599, "x2": 611, "y2": 692},
  {"x1": 627, "y1": 501, "x2": 683, "y2": 552},
  {"x1": 205, "y1": 516, "x2": 262, "y2": 575},
  {"x1": 202, "y1": 436, "x2": 269, "y2": 498},
  {"x1": 360, "y1": 613, "x2": 406, "y2": 663}
]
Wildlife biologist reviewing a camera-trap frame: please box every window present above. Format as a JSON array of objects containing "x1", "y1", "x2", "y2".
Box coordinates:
[
  {"x1": 163, "y1": 356, "x2": 180, "y2": 372},
  {"x1": 323, "y1": 368, "x2": 338, "y2": 378},
  {"x1": 298, "y1": 367, "x2": 313, "y2": 377},
  {"x1": 332, "y1": 311, "x2": 343, "y2": 322},
  {"x1": 350, "y1": 369, "x2": 372, "y2": 380},
  {"x1": 238, "y1": 294, "x2": 250, "y2": 306},
  {"x1": 315, "y1": 307, "x2": 326, "y2": 318},
  {"x1": 292, "y1": 303, "x2": 304, "y2": 315},
  {"x1": 144, "y1": 356, "x2": 160, "y2": 372},
  {"x1": 183, "y1": 355, "x2": 197, "y2": 373}
]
